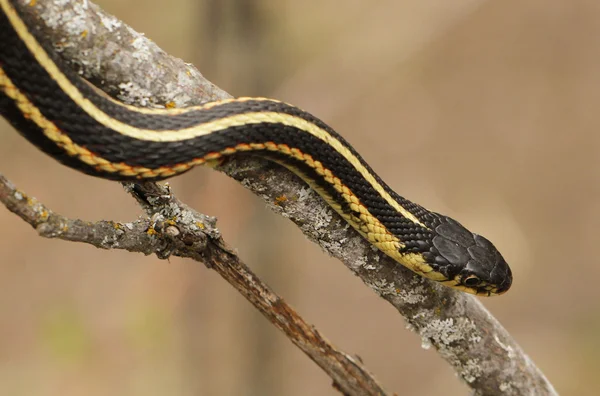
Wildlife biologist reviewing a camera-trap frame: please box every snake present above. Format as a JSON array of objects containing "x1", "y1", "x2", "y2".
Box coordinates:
[{"x1": 0, "y1": 0, "x2": 512, "y2": 296}]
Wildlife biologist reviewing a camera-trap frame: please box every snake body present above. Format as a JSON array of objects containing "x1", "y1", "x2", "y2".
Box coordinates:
[{"x1": 0, "y1": 0, "x2": 512, "y2": 295}]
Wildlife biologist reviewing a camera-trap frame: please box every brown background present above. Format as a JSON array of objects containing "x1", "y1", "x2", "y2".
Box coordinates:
[{"x1": 1, "y1": 0, "x2": 598, "y2": 394}]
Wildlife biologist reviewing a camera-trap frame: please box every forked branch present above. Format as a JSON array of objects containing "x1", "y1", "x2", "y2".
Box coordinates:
[{"x1": 0, "y1": 174, "x2": 387, "y2": 395}]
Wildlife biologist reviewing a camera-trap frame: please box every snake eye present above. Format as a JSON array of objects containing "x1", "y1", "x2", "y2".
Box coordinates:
[{"x1": 463, "y1": 275, "x2": 481, "y2": 287}]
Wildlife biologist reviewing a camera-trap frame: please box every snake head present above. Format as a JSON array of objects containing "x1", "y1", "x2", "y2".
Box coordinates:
[{"x1": 430, "y1": 216, "x2": 512, "y2": 296}]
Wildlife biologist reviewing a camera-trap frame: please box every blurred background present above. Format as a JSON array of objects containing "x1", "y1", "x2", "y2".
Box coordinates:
[{"x1": 0, "y1": 0, "x2": 598, "y2": 394}]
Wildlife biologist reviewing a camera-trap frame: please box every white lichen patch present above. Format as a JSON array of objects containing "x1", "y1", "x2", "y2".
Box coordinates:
[
  {"x1": 461, "y1": 358, "x2": 482, "y2": 383},
  {"x1": 396, "y1": 286, "x2": 427, "y2": 304},
  {"x1": 312, "y1": 205, "x2": 333, "y2": 228},
  {"x1": 417, "y1": 317, "x2": 484, "y2": 383},
  {"x1": 75, "y1": 49, "x2": 92, "y2": 68},
  {"x1": 499, "y1": 382, "x2": 513, "y2": 392},
  {"x1": 494, "y1": 334, "x2": 515, "y2": 359},
  {"x1": 130, "y1": 36, "x2": 153, "y2": 62},
  {"x1": 370, "y1": 278, "x2": 396, "y2": 296},
  {"x1": 100, "y1": 234, "x2": 119, "y2": 248},
  {"x1": 164, "y1": 202, "x2": 183, "y2": 218},
  {"x1": 239, "y1": 178, "x2": 267, "y2": 193},
  {"x1": 164, "y1": 77, "x2": 194, "y2": 108},
  {"x1": 42, "y1": 0, "x2": 91, "y2": 36},
  {"x1": 349, "y1": 256, "x2": 368, "y2": 271},
  {"x1": 318, "y1": 238, "x2": 343, "y2": 257},
  {"x1": 468, "y1": 333, "x2": 482, "y2": 344},
  {"x1": 99, "y1": 13, "x2": 121, "y2": 32},
  {"x1": 420, "y1": 317, "x2": 479, "y2": 347},
  {"x1": 421, "y1": 337, "x2": 432, "y2": 350},
  {"x1": 49, "y1": 0, "x2": 70, "y2": 7},
  {"x1": 299, "y1": 205, "x2": 333, "y2": 238},
  {"x1": 296, "y1": 186, "x2": 313, "y2": 201},
  {"x1": 117, "y1": 82, "x2": 153, "y2": 106}
]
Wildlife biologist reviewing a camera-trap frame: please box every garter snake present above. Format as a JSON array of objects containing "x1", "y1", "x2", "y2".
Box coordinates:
[{"x1": 0, "y1": 0, "x2": 512, "y2": 296}]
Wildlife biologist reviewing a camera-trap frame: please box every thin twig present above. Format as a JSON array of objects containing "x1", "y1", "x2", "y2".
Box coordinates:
[
  {"x1": 2, "y1": 1, "x2": 557, "y2": 394},
  {"x1": 0, "y1": 173, "x2": 387, "y2": 395}
]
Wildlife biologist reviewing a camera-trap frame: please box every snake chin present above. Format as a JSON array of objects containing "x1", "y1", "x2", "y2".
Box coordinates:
[{"x1": 430, "y1": 215, "x2": 512, "y2": 296}]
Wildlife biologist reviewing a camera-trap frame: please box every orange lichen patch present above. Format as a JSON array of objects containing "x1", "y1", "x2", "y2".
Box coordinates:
[
  {"x1": 275, "y1": 195, "x2": 287, "y2": 205},
  {"x1": 80, "y1": 30, "x2": 88, "y2": 39},
  {"x1": 39, "y1": 209, "x2": 49, "y2": 221},
  {"x1": 165, "y1": 101, "x2": 176, "y2": 109}
]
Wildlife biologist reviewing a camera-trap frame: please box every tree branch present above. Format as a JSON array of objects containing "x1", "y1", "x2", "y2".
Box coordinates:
[{"x1": 2, "y1": 1, "x2": 557, "y2": 395}]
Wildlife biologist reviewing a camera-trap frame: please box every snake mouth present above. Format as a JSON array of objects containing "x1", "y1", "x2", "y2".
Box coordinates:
[
  {"x1": 454, "y1": 286, "x2": 503, "y2": 297},
  {"x1": 439, "y1": 276, "x2": 506, "y2": 296},
  {"x1": 471, "y1": 280, "x2": 511, "y2": 296},
  {"x1": 466, "y1": 277, "x2": 512, "y2": 296},
  {"x1": 476, "y1": 287, "x2": 503, "y2": 297},
  {"x1": 454, "y1": 285, "x2": 502, "y2": 297}
]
